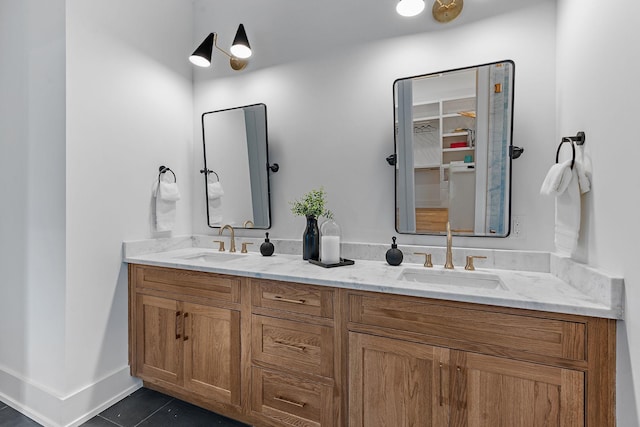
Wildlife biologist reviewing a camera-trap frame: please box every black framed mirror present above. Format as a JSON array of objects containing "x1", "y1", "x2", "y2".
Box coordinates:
[
  {"x1": 201, "y1": 103, "x2": 273, "y2": 229},
  {"x1": 393, "y1": 60, "x2": 515, "y2": 237}
]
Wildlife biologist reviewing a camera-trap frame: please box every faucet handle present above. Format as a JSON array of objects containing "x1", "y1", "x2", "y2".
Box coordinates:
[
  {"x1": 414, "y1": 252, "x2": 433, "y2": 268},
  {"x1": 465, "y1": 255, "x2": 487, "y2": 271},
  {"x1": 213, "y1": 240, "x2": 226, "y2": 252},
  {"x1": 241, "y1": 242, "x2": 253, "y2": 254}
]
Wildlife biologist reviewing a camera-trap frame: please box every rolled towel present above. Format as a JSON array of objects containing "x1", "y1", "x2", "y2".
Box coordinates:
[
  {"x1": 152, "y1": 180, "x2": 181, "y2": 232},
  {"x1": 540, "y1": 159, "x2": 573, "y2": 196}
]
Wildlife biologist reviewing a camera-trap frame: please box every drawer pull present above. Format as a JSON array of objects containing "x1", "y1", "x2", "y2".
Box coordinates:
[
  {"x1": 439, "y1": 363, "x2": 444, "y2": 406},
  {"x1": 175, "y1": 311, "x2": 181, "y2": 339},
  {"x1": 274, "y1": 396, "x2": 306, "y2": 408},
  {"x1": 274, "y1": 340, "x2": 307, "y2": 352},
  {"x1": 183, "y1": 312, "x2": 189, "y2": 341},
  {"x1": 273, "y1": 295, "x2": 306, "y2": 305}
]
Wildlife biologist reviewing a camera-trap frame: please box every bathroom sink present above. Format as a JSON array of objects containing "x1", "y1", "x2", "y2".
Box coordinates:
[
  {"x1": 398, "y1": 268, "x2": 506, "y2": 290},
  {"x1": 172, "y1": 252, "x2": 244, "y2": 263}
]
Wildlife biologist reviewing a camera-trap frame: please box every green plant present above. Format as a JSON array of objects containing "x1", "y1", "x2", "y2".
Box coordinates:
[{"x1": 290, "y1": 187, "x2": 333, "y2": 219}]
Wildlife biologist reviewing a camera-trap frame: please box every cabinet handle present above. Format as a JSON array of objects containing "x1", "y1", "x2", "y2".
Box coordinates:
[
  {"x1": 439, "y1": 363, "x2": 444, "y2": 406},
  {"x1": 274, "y1": 396, "x2": 306, "y2": 408},
  {"x1": 273, "y1": 295, "x2": 306, "y2": 305},
  {"x1": 274, "y1": 340, "x2": 307, "y2": 352},
  {"x1": 183, "y1": 313, "x2": 189, "y2": 341},
  {"x1": 175, "y1": 311, "x2": 181, "y2": 339}
]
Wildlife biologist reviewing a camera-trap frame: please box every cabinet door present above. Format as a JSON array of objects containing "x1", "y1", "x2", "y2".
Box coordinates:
[
  {"x1": 135, "y1": 294, "x2": 183, "y2": 385},
  {"x1": 349, "y1": 332, "x2": 449, "y2": 427},
  {"x1": 182, "y1": 302, "x2": 242, "y2": 407},
  {"x1": 450, "y1": 351, "x2": 584, "y2": 427}
]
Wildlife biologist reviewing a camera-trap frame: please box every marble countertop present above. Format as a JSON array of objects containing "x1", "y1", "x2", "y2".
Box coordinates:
[{"x1": 124, "y1": 242, "x2": 624, "y2": 320}]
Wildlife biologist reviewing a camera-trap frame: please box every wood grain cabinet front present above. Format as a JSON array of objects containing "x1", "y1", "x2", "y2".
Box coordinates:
[
  {"x1": 129, "y1": 265, "x2": 615, "y2": 427},
  {"x1": 251, "y1": 367, "x2": 335, "y2": 427},
  {"x1": 347, "y1": 291, "x2": 614, "y2": 427},
  {"x1": 129, "y1": 265, "x2": 243, "y2": 414},
  {"x1": 252, "y1": 315, "x2": 334, "y2": 379}
]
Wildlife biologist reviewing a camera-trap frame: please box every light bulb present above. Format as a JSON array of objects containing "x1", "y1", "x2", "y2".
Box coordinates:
[
  {"x1": 230, "y1": 44, "x2": 252, "y2": 59},
  {"x1": 396, "y1": 0, "x2": 425, "y2": 17},
  {"x1": 189, "y1": 55, "x2": 211, "y2": 67}
]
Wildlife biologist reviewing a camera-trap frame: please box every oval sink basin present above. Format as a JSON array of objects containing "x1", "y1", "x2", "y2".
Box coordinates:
[
  {"x1": 173, "y1": 252, "x2": 245, "y2": 263},
  {"x1": 398, "y1": 268, "x2": 506, "y2": 290}
]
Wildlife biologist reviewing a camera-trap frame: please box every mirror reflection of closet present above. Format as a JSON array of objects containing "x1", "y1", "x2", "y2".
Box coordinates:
[
  {"x1": 394, "y1": 60, "x2": 514, "y2": 237},
  {"x1": 201, "y1": 103, "x2": 272, "y2": 229}
]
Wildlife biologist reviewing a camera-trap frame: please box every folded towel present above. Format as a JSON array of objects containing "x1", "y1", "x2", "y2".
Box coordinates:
[
  {"x1": 555, "y1": 168, "x2": 581, "y2": 255},
  {"x1": 208, "y1": 181, "x2": 224, "y2": 199},
  {"x1": 159, "y1": 182, "x2": 181, "y2": 201},
  {"x1": 152, "y1": 179, "x2": 180, "y2": 232},
  {"x1": 540, "y1": 159, "x2": 573, "y2": 196}
]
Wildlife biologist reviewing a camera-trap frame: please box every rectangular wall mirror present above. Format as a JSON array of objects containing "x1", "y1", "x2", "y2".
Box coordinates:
[
  {"x1": 201, "y1": 103, "x2": 272, "y2": 229},
  {"x1": 394, "y1": 60, "x2": 515, "y2": 237}
]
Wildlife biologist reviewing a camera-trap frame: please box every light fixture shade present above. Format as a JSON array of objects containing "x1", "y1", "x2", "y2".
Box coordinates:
[
  {"x1": 230, "y1": 24, "x2": 252, "y2": 59},
  {"x1": 189, "y1": 33, "x2": 214, "y2": 67},
  {"x1": 396, "y1": 0, "x2": 425, "y2": 17}
]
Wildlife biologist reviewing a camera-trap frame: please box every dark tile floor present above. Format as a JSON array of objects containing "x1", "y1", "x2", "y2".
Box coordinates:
[{"x1": 0, "y1": 388, "x2": 251, "y2": 427}]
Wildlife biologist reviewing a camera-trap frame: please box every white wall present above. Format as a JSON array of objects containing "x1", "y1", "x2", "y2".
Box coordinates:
[
  {"x1": 1, "y1": 0, "x2": 194, "y2": 425},
  {"x1": 64, "y1": 0, "x2": 193, "y2": 423},
  {"x1": 193, "y1": 2, "x2": 558, "y2": 252},
  {"x1": 0, "y1": 0, "x2": 67, "y2": 420},
  {"x1": 557, "y1": 0, "x2": 640, "y2": 424}
]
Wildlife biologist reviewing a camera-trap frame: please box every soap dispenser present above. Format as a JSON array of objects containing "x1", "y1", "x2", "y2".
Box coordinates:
[
  {"x1": 385, "y1": 236, "x2": 403, "y2": 266},
  {"x1": 260, "y1": 232, "x2": 275, "y2": 256}
]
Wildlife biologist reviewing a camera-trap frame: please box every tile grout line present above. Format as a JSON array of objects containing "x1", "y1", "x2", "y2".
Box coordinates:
[
  {"x1": 133, "y1": 398, "x2": 175, "y2": 427},
  {"x1": 96, "y1": 414, "x2": 124, "y2": 427}
]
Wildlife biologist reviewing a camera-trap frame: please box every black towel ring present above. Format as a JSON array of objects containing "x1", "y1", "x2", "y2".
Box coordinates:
[
  {"x1": 555, "y1": 131, "x2": 586, "y2": 170},
  {"x1": 200, "y1": 168, "x2": 220, "y2": 182},
  {"x1": 158, "y1": 165, "x2": 177, "y2": 183}
]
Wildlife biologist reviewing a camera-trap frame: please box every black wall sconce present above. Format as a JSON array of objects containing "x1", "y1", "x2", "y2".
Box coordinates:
[{"x1": 189, "y1": 24, "x2": 252, "y2": 71}]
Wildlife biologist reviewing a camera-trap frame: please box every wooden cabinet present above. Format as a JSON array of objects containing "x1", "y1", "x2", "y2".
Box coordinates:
[
  {"x1": 129, "y1": 264, "x2": 615, "y2": 427},
  {"x1": 347, "y1": 290, "x2": 614, "y2": 427},
  {"x1": 449, "y1": 351, "x2": 584, "y2": 427},
  {"x1": 349, "y1": 332, "x2": 450, "y2": 427},
  {"x1": 349, "y1": 330, "x2": 584, "y2": 427},
  {"x1": 129, "y1": 265, "x2": 244, "y2": 416},
  {"x1": 250, "y1": 279, "x2": 339, "y2": 427}
]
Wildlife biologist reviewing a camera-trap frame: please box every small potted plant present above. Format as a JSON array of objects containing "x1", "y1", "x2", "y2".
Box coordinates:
[{"x1": 290, "y1": 187, "x2": 333, "y2": 260}]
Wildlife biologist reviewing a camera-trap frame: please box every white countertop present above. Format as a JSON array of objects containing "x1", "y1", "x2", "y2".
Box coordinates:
[{"x1": 124, "y1": 244, "x2": 624, "y2": 320}]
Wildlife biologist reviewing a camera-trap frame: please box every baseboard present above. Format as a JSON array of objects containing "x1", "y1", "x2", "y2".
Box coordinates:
[{"x1": 0, "y1": 365, "x2": 142, "y2": 427}]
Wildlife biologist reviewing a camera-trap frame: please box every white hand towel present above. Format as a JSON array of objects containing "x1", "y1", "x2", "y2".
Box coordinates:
[
  {"x1": 574, "y1": 144, "x2": 592, "y2": 194},
  {"x1": 554, "y1": 168, "x2": 581, "y2": 255},
  {"x1": 207, "y1": 181, "x2": 224, "y2": 225},
  {"x1": 152, "y1": 180, "x2": 181, "y2": 232},
  {"x1": 540, "y1": 159, "x2": 573, "y2": 196},
  {"x1": 208, "y1": 181, "x2": 224, "y2": 200}
]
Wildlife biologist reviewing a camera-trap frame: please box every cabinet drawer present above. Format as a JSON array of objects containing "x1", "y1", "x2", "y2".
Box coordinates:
[
  {"x1": 132, "y1": 265, "x2": 241, "y2": 304},
  {"x1": 349, "y1": 293, "x2": 586, "y2": 361},
  {"x1": 251, "y1": 367, "x2": 334, "y2": 427},
  {"x1": 252, "y1": 315, "x2": 334, "y2": 379},
  {"x1": 252, "y1": 279, "x2": 334, "y2": 318}
]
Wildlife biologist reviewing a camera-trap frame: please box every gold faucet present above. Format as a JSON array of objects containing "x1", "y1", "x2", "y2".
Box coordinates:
[
  {"x1": 444, "y1": 221, "x2": 454, "y2": 269},
  {"x1": 219, "y1": 224, "x2": 236, "y2": 253},
  {"x1": 243, "y1": 220, "x2": 254, "y2": 228}
]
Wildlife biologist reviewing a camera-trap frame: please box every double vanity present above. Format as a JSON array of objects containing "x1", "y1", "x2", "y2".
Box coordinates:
[
  {"x1": 125, "y1": 237, "x2": 622, "y2": 426},
  {"x1": 129, "y1": 59, "x2": 623, "y2": 426}
]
